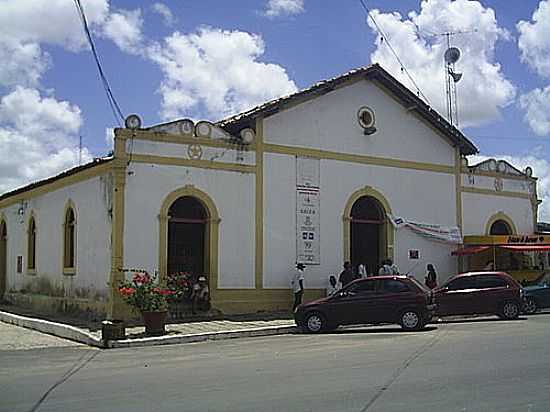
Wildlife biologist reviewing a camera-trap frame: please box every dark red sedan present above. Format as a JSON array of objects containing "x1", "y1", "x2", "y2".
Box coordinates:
[
  {"x1": 434, "y1": 271, "x2": 523, "y2": 320},
  {"x1": 294, "y1": 276, "x2": 436, "y2": 333}
]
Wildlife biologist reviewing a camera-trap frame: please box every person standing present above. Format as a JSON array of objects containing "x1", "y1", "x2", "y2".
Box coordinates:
[
  {"x1": 388, "y1": 258, "x2": 400, "y2": 275},
  {"x1": 378, "y1": 259, "x2": 392, "y2": 275},
  {"x1": 357, "y1": 263, "x2": 367, "y2": 279},
  {"x1": 424, "y1": 264, "x2": 437, "y2": 289},
  {"x1": 339, "y1": 261, "x2": 355, "y2": 287},
  {"x1": 326, "y1": 275, "x2": 339, "y2": 296},
  {"x1": 291, "y1": 263, "x2": 305, "y2": 311}
]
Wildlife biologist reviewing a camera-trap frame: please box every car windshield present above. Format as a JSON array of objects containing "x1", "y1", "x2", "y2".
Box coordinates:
[{"x1": 408, "y1": 276, "x2": 430, "y2": 292}]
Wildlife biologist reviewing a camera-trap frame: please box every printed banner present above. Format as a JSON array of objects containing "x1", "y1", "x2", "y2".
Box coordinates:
[
  {"x1": 296, "y1": 188, "x2": 320, "y2": 264},
  {"x1": 388, "y1": 214, "x2": 462, "y2": 244}
]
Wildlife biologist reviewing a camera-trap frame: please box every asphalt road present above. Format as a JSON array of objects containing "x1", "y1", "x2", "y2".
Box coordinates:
[{"x1": 1, "y1": 314, "x2": 550, "y2": 412}]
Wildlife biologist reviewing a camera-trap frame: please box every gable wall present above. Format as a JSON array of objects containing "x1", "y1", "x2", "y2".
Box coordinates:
[{"x1": 263, "y1": 80, "x2": 456, "y2": 167}]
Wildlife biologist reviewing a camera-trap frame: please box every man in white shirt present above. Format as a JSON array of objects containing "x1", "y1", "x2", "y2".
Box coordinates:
[{"x1": 291, "y1": 263, "x2": 305, "y2": 311}]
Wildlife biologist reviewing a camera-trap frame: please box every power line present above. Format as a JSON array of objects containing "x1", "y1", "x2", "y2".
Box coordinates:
[
  {"x1": 73, "y1": 0, "x2": 125, "y2": 127},
  {"x1": 358, "y1": 0, "x2": 431, "y2": 105}
]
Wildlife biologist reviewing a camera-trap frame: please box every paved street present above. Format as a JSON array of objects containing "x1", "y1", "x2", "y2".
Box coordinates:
[{"x1": 1, "y1": 314, "x2": 550, "y2": 412}]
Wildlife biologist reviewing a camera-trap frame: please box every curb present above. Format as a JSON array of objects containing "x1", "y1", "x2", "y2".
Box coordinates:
[
  {"x1": 107, "y1": 325, "x2": 298, "y2": 348},
  {"x1": 0, "y1": 310, "x2": 104, "y2": 348}
]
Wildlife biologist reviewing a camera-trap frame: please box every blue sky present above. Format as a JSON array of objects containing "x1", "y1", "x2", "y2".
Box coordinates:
[{"x1": 1, "y1": 0, "x2": 550, "y2": 218}]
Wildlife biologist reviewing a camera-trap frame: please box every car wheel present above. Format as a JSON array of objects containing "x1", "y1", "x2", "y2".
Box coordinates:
[
  {"x1": 523, "y1": 298, "x2": 538, "y2": 315},
  {"x1": 400, "y1": 310, "x2": 423, "y2": 331},
  {"x1": 303, "y1": 312, "x2": 326, "y2": 333},
  {"x1": 500, "y1": 301, "x2": 520, "y2": 320}
]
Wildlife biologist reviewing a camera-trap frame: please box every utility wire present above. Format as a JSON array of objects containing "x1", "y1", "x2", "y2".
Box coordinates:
[
  {"x1": 359, "y1": 0, "x2": 431, "y2": 105},
  {"x1": 73, "y1": 0, "x2": 125, "y2": 127}
]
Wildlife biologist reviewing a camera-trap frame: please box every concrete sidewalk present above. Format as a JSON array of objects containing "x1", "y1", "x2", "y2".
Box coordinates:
[{"x1": 0, "y1": 310, "x2": 297, "y2": 349}]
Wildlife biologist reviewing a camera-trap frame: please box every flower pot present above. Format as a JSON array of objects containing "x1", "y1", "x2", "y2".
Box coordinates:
[{"x1": 141, "y1": 311, "x2": 168, "y2": 336}]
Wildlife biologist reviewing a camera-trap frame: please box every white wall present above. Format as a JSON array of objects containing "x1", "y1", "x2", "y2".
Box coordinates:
[
  {"x1": 0, "y1": 175, "x2": 112, "y2": 297},
  {"x1": 461, "y1": 192, "x2": 534, "y2": 235},
  {"x1": 124, "y1": 162, "x2": 256, "y2": 288},
  {"x1": 263, "y1": 80, "x2": 456, "y2": 167},
  {"x1": 263, "y1": 152, "x2": 459, "y2": 289}
]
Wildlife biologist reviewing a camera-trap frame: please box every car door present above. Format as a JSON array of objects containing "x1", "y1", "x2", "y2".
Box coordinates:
[
  {"x1": 329, "y1": 279, "x2": 378, "y2": 325},
  {"x1": 375, "y1": 279, "x2": 416, "y2": 323},
  {"x1": 473, "y1": 275, "x2": 509, "y2": 314},
  {"x1": 435, "y1": 276, "x2": 478, "y2": 316}
]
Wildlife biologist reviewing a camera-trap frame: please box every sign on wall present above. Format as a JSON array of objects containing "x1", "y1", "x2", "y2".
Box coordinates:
[
  {"x1": 296, "y1": 157, "x2": 321, "y2": 265},
  {"x1": 296, "y1": 188, "x2": 320, "y2": 265},
  {"x1": 296, "y1": 156, "x2": 320, "y2": 189}
]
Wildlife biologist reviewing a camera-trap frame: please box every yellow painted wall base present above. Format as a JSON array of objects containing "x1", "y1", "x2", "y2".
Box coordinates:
[
  {"x1": 211, "y1": 289, "x2": 325, "y2": 314},
  {"x1": 5, "y1": 293, "x2": 108, "y2": 320}
]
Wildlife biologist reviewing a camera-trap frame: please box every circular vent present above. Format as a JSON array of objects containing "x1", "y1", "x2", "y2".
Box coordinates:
[{"x1": 357, "y1": 106, "x2": 375, "y2": 129}]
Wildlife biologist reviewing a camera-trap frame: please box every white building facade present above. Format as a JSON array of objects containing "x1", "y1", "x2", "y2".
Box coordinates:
[{"x1": 0, "y1": 65, "x2": 539, "y2": 318}]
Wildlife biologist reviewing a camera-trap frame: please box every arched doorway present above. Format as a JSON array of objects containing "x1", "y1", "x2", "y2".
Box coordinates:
[
  {"x1": 349, "y1": 196, "x2": 387, "y2": 274},
  {"x1": 0, "y1": 220, "x2": 7, "y2": 298},
  {"x1": 167, "y1": 196, "x2": 208, "y2": 276},
  {"x1": 489, "y1": 220, "x2": 512, "y2": 235}
]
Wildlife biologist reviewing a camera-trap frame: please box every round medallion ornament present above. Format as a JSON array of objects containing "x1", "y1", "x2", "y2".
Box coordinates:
[
  {"x1": 497, "y1": 160, "x2": 507, "y2": 174},
  {"x1": 524, "y1": 166, "x2": 533, "y2": 177},
  {"x1": 357, "y1": 106, "x2": 376, "y2": 129},
  {"x1": 178, "y1": 119, "x2": 194, "y2": 136},
  {"x1": 124, "y1": 114, "x2": 142, "y2": 130},
  {"x1": 487, "y1": 159, "x2": 497, "y2": 172},
  {"x1": 187, "y1": 144, "x2": 203, "y2": 160}
]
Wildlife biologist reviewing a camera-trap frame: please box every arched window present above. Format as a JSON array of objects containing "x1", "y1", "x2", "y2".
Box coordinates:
[
  {"x1": 63, "y1": 207, "x2": 76, "y2": 270},
  {"x1": 28, "y1": 216, "x2": 36, "y2": 271},
  {"x1": 490, "y1": 220, "x2": 512, "y2": 235}
]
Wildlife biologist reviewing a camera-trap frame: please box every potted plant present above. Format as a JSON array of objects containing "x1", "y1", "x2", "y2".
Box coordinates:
[
  {"x1": 118, "y1": 271, "x2": 174, "y2": 336},
  {"x1": 166, "y1": 272, "x2": 192, "y2": 319}
]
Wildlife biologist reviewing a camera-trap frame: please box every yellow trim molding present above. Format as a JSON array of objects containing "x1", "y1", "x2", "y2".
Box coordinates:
[
  {"x1": 0, "y1": 215, "x2": 6, "y2": 298},
  {"x1": 455, "y1": 150, "x2": 463, "y2": 230},
  {"x1": 485, "y1": 212, "x2": 517, "y2": 235},
  {"x1": 61, "y1": 199, "x2": 77, "y2": 276},
  {"x1": 461, "y1": 186, "x2": 531, "y2": 199},
  {"x1": 109, "y1": 131, "x2": 127, "y2": 319},
  {"x1": 342, "y1": 186, "x2": 394, "y2": 263},
  {"x1": 255, "y1": 117, "x2": 264, "y2": 289},
  {"x1": 461, "y1": 168, "x2": 537, "y2": 182},
  {"x1": 131, "y1": 154, "x2": 256, "y2": 174},
  {"x1": 118, "y1": 128, "x2": 256, "y2": 151},
  {"x1": 158, "y1": 185, "x2": 220, "y2": 291},
  {"x1": 264, "y1": 143, "x2": 455, "y2": 175}
]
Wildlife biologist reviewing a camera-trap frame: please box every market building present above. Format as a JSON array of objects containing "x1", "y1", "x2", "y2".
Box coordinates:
[{"x1": 0, "y1": 64, "x2": 542, "y2": 319}]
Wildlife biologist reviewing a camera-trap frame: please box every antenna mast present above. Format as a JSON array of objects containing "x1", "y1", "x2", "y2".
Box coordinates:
[{"x1": 421, "y1": 29, "x2": 477, "y2": 127}]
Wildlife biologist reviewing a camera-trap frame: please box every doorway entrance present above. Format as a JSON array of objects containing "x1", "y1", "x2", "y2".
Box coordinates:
[
  {"x1": 350, "y1": 196, "x2": 386, "y2": 274},
  {"x1": 489, "y1": 220, "x2": 512, "y2": 235},
  {"x1": 167, "y1": 196, "x2": 207, "y2": 276},
  {"x1": 0, "y1": 220, "x2": 6, "y2": 299}
]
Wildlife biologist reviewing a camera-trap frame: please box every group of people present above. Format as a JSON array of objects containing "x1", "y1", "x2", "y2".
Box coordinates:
[{"x1": 291, "y1": 260, "x2": 439, "y2": 310}]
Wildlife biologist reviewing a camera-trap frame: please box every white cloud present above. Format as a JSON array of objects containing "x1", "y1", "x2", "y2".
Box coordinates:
[
  {"x1": 367, "y1": 0, "x2": 516, "y2": 127},
  {"x1": 470, "y1": 154, "x2": 550, "y2": 221},
  {"x1": 519, "y1": 86, "x2": 550, "y2": 136},
  {"x1": 517, "y1": 0, "x2": 550, "y2": 78},
  {"x1": 152, "y1": 2, "x2": 176, "y2": 27},
  {"x1": 0, "y1": 88, "x2": 92, "y2": 194},
  {"x1": 0, "y1": 39, "x2": 50, "y2": 88},
  {"x1": 147, "y1": 27, "x2": 297, "y2": 120},
  {"x1": 102, "y1": 8, "x2": 144, "y2": 54},
  {"x1": 264, "y1": 0, "x2": 304, "y2": 17}
]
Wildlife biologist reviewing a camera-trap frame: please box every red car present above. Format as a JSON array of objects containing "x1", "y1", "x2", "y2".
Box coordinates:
[
  {"x1": 434, "y1": 271, "x2": 523, "y2": 320},
  {"x1": 294, "y1": 276, "x2": 436, "y2": 333}
]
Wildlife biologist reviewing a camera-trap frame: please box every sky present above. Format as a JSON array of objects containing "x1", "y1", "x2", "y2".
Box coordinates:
[{"x1": 1, "y1": 0, "x2": 550, "y2": 220}]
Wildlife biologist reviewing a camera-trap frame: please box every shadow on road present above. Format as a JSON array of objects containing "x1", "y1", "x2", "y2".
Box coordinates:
[
  {"x1": 434, "y1": 316, "x2": 528, "y2": 325},
  {"x1": 327, "y1": 325, "x2": 438, "y2": 334}
]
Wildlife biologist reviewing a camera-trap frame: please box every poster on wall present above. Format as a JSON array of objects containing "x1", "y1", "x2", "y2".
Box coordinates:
[
  {"x1": 296, "y1": 188, "x2": 320, "y2": 265},
  {"x1": 296, "y1": 156, "x2": 320, "y2": 189}
]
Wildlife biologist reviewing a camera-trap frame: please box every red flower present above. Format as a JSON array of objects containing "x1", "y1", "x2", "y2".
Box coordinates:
[{"x1": 118, "y1": 287, "x2": 136, "y2": 296}]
